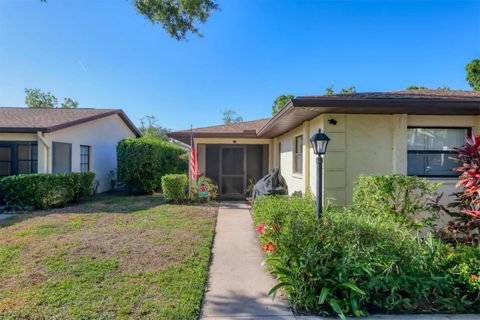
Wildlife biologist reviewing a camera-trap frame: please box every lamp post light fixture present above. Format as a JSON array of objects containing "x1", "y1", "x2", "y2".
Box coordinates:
[{"x1": 310, "y1": 129, "x2": 330, "y2": 219}]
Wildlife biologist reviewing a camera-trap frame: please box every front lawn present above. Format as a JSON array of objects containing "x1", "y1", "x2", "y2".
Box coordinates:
[{"x1": 0, "y1": 194, "x2": 217, "y2": 320}]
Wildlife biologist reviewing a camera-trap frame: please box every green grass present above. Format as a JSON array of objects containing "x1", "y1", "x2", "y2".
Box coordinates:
[{"x1": 0, "y1": 194, "x2": 217, "y2": 320}]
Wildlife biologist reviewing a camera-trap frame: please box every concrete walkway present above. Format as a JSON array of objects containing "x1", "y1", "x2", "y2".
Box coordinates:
[
  {"x1": 201, "y1": 202, "x2": 479, "y2": 320},
  {"x1": 201, "y1": 202, "x2": 294, "y2": 319}
]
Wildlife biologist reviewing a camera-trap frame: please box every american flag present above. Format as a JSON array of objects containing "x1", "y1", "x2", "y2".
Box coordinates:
[{"x1": 190, "y1": 132, "x2": 199, "y2": 180}]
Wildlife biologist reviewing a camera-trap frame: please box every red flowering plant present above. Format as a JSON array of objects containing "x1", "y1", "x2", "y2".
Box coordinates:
[{"x1": 438, "y1": 132, "x2": 480, "y2": 247}]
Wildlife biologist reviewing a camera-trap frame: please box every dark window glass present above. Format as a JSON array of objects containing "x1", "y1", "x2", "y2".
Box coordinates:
[
  {"x1": 0, "y1": 146, "x2": 12, "y2": 176},
  {"x1": 52, "y1": 142, "x2": 72, "y2": 173},
  {"x1": 17, "y1": 144, "x2": 38, "y2": 174},
  {"x1": 80, "y1": 145, "x2": 91, "y2": 173},
  {"x1": 294, "y1": 135, "x2": 303, "y2": 174},
  {"x1": 407, "y1": 128, "x2": 469, "y2": 177}
]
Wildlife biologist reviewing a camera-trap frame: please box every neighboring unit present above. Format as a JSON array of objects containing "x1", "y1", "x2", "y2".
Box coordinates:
[
  {"x1": 0, "y1": 107, "x2": 140, "y2": 193},
  {"x1": 170, "y1": 90, "x2": 480, "y2": 202}
]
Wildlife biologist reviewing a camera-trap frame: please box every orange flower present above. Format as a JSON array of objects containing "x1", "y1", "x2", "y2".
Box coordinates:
[
  {"x1": 262, "y1": 241, "x2": 276, "y2": 253},
  {"x1": 256, "y1": 223, "x2": 266, "y2": 234},
  {"x1": 471, "y1": 274, "x2": 478, "y2": 281}
]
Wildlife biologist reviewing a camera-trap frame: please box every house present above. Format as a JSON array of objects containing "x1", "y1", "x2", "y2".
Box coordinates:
[
  {"x1": 170, "y1": 90, "x2": 480, "y2": 203},
  {"x1": 0, "y1": 107, "x2": 140, "y2": 193}
]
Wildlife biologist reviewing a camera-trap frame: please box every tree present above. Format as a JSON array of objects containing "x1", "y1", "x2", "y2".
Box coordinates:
[
  {"x1": 40, "y1": 0, "x2": 219, "y2": 41},
  {"x1": 339, "y1": 86, "x2": 356, "y2": 94},
  {"x1": 406, "y1": 85, "x2": 428, "y2": 90},
  {"x1": 25, "y1": 88, "x2": 57, "y2": 108},
  {"x1": 25, "y1": 88, "x2": 79, "y2": 109},
  {"x1": 222, "y1": 109, "x2": 243, "y2": 124},
  {"x1": 325, "y1": 86, "x2": 334, "y2": 95},
  {"x1": 466, "y1": 59, "x2": 480, "y2": 91},
  {"x1": 139, "y1": 115, "x2": 171, "y2": 140},
  {"x1": 133, "y1": 0, "x2": 220, "y2": 41},
  {"x1": 60, "y1": 98, "x2": 79, "y2": 109},
  {"x1": 272, "y1": 94, "x2": 294, "y2": 116}
]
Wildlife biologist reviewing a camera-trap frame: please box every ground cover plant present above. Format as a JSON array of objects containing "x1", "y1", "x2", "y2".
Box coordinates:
[
  {"x1": 253, "y1": 194, "x2": 480, "y2": 319},
  {"x1": 0, "y1": 194, "x2": 217, "y2": 319}
]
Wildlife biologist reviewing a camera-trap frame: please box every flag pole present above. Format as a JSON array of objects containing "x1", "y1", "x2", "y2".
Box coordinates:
[{"x1": 189, "y1": 125, "x2": 193, "y2": 201}]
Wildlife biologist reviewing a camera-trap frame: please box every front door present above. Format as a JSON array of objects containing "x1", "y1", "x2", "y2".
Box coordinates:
[{"x1": 220, "y1": 146, "x2": 246, "y2": 199}]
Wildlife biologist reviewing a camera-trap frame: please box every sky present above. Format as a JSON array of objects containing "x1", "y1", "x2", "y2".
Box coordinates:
[{"x1": 0, "y1": 0, "x2": 479, "y2": 131}]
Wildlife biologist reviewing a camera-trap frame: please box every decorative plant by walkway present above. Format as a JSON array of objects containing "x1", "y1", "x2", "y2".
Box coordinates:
[{"x1": 440, "y1": 131, "x2": 480, "y2": 246}]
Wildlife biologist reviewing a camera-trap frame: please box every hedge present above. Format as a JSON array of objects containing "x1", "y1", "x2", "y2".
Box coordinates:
[
  {"x1": 0, "y1": 172, "x2": 95, "y2": 210},
  {"x1": 161, "y1": 174, "x2": 188, "y2": 203},
  {"x1": 117, "y1": 137, "x2": 188, "y2": 195}
]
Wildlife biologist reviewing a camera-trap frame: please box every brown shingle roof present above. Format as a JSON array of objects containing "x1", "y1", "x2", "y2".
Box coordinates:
[
  {"x1": 169, "y1": 118, "x2": 270, "y2": 143},
  {"x1": 0, "y1": 107, "x2": 141, "y2": 136},
  {"x1": 170, "y1": 90, "x2": 480, "y2": 142},
  {"x1": 300, "y1": 89, "x2": 480, "y2": 100}
]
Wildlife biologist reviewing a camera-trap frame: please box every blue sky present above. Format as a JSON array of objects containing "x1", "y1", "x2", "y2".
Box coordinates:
[{"x1": 0, "y1": 0, "x2": 479, "y2": 130}]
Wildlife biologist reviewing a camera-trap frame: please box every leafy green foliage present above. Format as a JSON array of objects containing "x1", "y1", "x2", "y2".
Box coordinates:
[
  {"x1": 406, "y1": 85, "x2": 429, "y2": 90},
  {"x1": 323, "y1": 86, "x2": 357, "y2": 95},
  {"x1": 25, "y1": 88, "x2": 58, "y2": 108},
  {"x1": 437, "y1": 131, "x2": 480, "y2": 246},
  {"x1": 253, "y1": 194, "x2": 480, "y2": 317},
  {"x1": 406, "y1": 85, "x2": 452, "y2": 91},
  {"x1": 0, "y1": 172, "x2": 95, "y2": 210},
  {"x1": 161, "y1": 174, "x2": 188, "y2": 203},
  {"x1": 133, "y1": 0, "x2": 219, "y2": 41},
  {"x1": 222, "y1": 109, "x2": 243, "y2": 124},
  {"x1": 60, "y1": 97, "x2": 79, "y2": 109},
  {"x1": 117, "y1": 137, "x2": 188, "y2": 195},
  {"x1": 339, "y1": 86, "x2": 356, "y2": 94},
  {"x1": 272, "y1": 94, "x2": 294, "y2": 115},
  {"x1": 139, "y1": 115, "x2": 171, "y2": 140},
  {"x1": 25, "y1": 88, "x2": 79, "y2": 109},
  {"x1": 466, "y1": 58, "x2": 480, "y2": 91},
  {"x1": 353, "y1": 174, "x2": 440, "y2": 229}
]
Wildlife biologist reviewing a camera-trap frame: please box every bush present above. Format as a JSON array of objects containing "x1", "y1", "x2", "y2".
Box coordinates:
[
  {"x1": 253, "y1": 195, "x2": 480, "y2": 318},
  {"x1": 0, "y1": 172, "x2": 95, "y2": 210},
  {"x1": 353, "y1": 174, "x2": 440, "y2": 229},
  {"x1": 117, "y1": 137, "x2": 188, "y2": 195},
  {"x1": 161, "y1": 174, "x2": 188, "y2": 203}
]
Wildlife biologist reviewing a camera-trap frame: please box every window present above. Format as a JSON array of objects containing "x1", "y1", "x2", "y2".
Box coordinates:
[
  {"x1": 80, "y1": 145, "x2": 91, "y2": 172},
  {"x1": 52, "y1": 142, "x2": 72, "y2": 173},
  {"x1": 0, "y1": 146, "x2": 12, "y2": 176},
  {"x1": 17, "y1": 143, "x2": 38, "y2": 174},
  {"x1": 407, "y1": 127, "x2": 469, "y2": 177},
  {"x1": 294, "y1": 135, "x2": 303, "y2": 174}
]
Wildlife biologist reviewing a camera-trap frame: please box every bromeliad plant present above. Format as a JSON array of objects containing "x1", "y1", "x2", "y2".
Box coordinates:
[{"x1": 439, "y1": 132, "x2": 480, "y2": 246}]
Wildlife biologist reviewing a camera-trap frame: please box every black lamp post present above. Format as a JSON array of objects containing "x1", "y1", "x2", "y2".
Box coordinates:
[{"x1": 310, "y1": 129, "x2": 330, "y2": 219}]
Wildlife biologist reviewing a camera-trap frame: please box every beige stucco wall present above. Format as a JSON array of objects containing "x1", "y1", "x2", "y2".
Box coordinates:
[
  {"x1": 40, "y1": 114, "x2": 136, "y2": 193},
  {"x1": 275, "y1": 113, "x2": 480, "y2": 206}
]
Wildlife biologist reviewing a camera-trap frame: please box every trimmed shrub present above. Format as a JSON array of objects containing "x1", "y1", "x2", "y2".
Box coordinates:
[
  {"x1": 353, "y1": 174, "x2": 440, "y2": 229},
  {"x1": 0, "y1": 172, "x2": 95, "y2": 210},
  {"x1": 253, "y1": 195, "x2": 480, "y2": 318},
  {"x1": 117, "y1": 137, "x2": 188, "y2": 195},
  {"x1": 161, "y1": 174, "x2": 188, "y2": 203}
]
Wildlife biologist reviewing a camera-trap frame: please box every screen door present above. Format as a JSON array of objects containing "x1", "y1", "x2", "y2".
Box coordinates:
[{"x1": 220, "y1": 146, "x2": 246, "y2": 199}]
